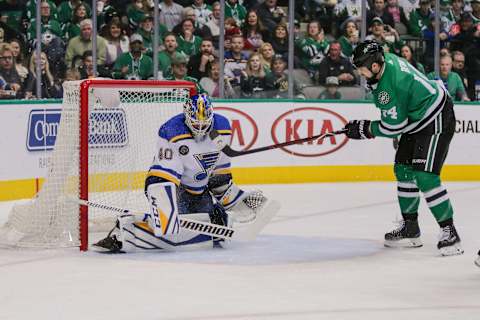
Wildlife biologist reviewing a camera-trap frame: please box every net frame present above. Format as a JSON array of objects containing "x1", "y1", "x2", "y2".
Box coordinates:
[{"x1": 0, "y1": 79, "x2": 196, "y2": 251}]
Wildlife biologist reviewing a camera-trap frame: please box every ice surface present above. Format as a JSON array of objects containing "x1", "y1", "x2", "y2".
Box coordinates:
[{"x1": 1, "y1": 182, "x2": 479, "y2": 320}]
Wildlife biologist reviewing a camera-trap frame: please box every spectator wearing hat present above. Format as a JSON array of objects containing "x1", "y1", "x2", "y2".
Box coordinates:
[
  {"x1": 409, "y1": 0, "x2": 433, "y2": 37},
  {"x1": 296, "y1": 20, "x2": 329, "y2": 78},
  {"x1": 65, "y1": 19, "x2": 107, "y2": 70},
  {"x1": 112, "y1": 33, "x2": 153, "y2": 80},
  {"x1": 366, "y1": 17, "x2": 403, "y2": 55},
  {"x1": 319, "y1": 76, "x2": 342, "y2": 100},
  {"x1": 317, "y1": 41, "x2": 356, "y2": 86},
  {"x1": 269, "y1": 56, "x2": 305, "y2": 99},
  {"x1": 159, "y1": 0, "x2": 184, "y2": 31},
  {"x1": 450, "y1": 12, "x2": 480, "y2": 100},
  {"x1": 187, "y1": 38, "x2": 216, "y2": 81},
  {"x1": 164, "y1": 53, "x2": 206, "y2": 93},
  {"x1": 367, "y1": 0, "x2": 395, "y2": 29},
  {"x1": 137, "y1": 14, "x2": 168, "y2": 56},
  {"x1": 427, "y1": 54, "x2": 469, "y2": 101}
]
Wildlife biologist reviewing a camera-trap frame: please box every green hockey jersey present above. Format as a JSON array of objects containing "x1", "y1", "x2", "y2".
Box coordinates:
[{"x1": 369, "y1": 53, "x2": 447, "y2": 138}]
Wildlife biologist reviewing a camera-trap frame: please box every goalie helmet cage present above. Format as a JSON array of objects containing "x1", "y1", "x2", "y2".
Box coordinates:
[{"x1": 0, "y1": 79, "x2": 196, "y2": 251}]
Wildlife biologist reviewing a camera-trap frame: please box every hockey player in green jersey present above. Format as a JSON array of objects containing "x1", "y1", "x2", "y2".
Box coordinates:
[{"x1": 344, "y1": 40, "x2": 463, "y2": 256}]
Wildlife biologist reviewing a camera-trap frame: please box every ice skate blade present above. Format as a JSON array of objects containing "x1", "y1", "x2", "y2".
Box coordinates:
[
  {"x1": 384, "y1": 238, "x2": 423, "y2": 248},
  {"x1": 438, "y1": 243, "x2": 464, "y2": 256}
]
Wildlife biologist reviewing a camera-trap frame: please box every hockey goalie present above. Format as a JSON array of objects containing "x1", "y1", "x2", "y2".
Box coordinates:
[{"x1": 94, "y1": 94, "x2": 280, "y2": 252}]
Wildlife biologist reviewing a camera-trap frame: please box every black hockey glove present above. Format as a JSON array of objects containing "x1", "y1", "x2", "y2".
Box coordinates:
[{"x1": 344, "y1": 120, "x2": 374, "y2": 140}]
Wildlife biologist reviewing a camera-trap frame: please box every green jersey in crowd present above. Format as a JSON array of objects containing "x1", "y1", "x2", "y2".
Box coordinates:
[
  {"x1": 427, "y1": 71, "x2": 466, "y2": 102},
  {"x1": 369, "y1": 53, "x2": 446, "y2": 138},
  {"x1": 112, "y1": 52, "x2": 153, "y2": 80},
  {"x1": 164, "y1": 75, "x2": 206, "y2": 94}
]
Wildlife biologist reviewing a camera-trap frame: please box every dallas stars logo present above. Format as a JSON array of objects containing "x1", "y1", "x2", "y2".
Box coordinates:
[{"x1": 378, "y1": 91, "x2": 390, "y2": 105}]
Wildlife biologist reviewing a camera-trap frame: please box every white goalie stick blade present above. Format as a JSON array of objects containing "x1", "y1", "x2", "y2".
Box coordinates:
[
  {"x1": 72, "y1": 198, "x2": 277, "y2": 242},
  {"x1": 230, "y1": 200, "x2": 281, "y2": 242}
]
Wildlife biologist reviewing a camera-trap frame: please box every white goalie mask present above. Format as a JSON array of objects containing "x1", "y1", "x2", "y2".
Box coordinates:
[{"x1": 184, "y1": 94, "x2": 214, "y2": 137}]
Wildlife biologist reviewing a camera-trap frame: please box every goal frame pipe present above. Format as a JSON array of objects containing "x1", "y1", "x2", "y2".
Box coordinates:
[{"x1": 78, "y1": 79, "x2": 197, "y2": 251}]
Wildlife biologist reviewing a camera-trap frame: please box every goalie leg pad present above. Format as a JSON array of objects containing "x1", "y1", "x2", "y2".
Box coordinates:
[{"x1": 145, "y1": 181, "x2": 180, "y2": 236}]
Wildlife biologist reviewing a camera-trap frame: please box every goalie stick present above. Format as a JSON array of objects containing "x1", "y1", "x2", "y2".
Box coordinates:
[
  {"x1": 74, "y1": 199, "x2": 277, "y2": 242},
  {"x1": 210, "y1": 129, "x2": 347, "y2": 157}
]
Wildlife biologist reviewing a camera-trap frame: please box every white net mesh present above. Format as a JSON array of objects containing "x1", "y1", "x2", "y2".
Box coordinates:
[{"x1": 0, "y1": 80, "x2": 191, "y2": 249}]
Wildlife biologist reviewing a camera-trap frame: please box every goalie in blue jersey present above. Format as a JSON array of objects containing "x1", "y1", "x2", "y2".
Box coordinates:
[{"x1": 94, "y1": 94, "x2": 278, "y2": 252}]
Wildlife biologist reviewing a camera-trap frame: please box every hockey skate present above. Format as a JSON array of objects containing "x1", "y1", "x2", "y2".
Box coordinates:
[
  {"x1": 437, "y1": 225, "x2": 463, "y2": 256},
  {"x1": 93, "y1": 234, "x2": 124, "y2": 253},
  {"x1": 384, "y1": 219, "x2": 423, "y2": 248},
  {"x1": 475, "y1": 250, "x2": 480, "y2": 267}
]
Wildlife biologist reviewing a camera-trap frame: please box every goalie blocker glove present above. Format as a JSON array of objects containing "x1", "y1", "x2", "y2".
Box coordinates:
[{"x1": 344, "y1": 120, "x2": 374, "y2": 140}]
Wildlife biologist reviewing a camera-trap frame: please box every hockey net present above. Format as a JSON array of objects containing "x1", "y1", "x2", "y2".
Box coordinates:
[{"x1": 0, "y1": 79, "x2": 195, "y2": 250}]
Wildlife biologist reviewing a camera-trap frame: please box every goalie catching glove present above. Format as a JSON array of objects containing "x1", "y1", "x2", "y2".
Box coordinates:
[
  {"x1": 210, "y1": 178, "x2": 267, "y2": 224},
  {"x1": 344, "y1": 120, "x2": 374, "y2": 140}
]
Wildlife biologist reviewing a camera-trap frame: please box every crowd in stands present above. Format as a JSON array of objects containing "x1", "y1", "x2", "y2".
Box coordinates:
[{"x1": 0, "y1": 0, "x2": 478, "y2": 100}]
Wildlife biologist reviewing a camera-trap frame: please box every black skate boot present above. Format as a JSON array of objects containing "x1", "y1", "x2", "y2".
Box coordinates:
[
  {"x1": 475, "y1": 250, "x2": 480, "y2": 268},
  {"x1": 384, "y1": 214, "x2": 422, "y2": 248},
  {"x1": 437, "y1": 222, "x2": 463, "y2": 256},
  {"x1": 93, "y1": 234, "x2": 124, "y2": 253}
]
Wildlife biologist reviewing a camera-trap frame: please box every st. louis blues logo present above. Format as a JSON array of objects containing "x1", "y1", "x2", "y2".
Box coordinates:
[{"x1": 193, "y1": 151, "x2": 220, "y2": 181}]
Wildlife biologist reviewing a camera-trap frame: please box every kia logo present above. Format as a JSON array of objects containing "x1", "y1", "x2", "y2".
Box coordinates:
[
  {"x1": 271, "y1": 107, "x2": 348, "y2": 157},
  {"x1": 215, "y1": 107, "x2": 258, "y2": 150}
]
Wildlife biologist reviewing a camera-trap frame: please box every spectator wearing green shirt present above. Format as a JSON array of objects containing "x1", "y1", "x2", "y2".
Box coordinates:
[
  {"x1": 338, "y1": 19, "x2": 359, "y2": 58},
  {"x1": 318, "y1": 76, "x2": 342, "y2": 100},
  {"x1": 0, "y1": 0, "x2": 27, "y2": 33},
  {"x1": 400, "y1": 44, "x2": 426, "y2": 75},
  {"x1": 427, "y1": 55, "x2": 470, "y2": 101},
  {"x1": 63, "y1": 3, "x2": 89, "y2": 40},
  {"x1": 112, "y1": 33, "x2": 153, "y2": 80},
  {"x1": 295, "y1": 20, "x2": 329, "y2": 77},
  {"x1": 136, "y1": 14, "x2": 168, "y2": 57},
  {"x1": 164, "y1": 53, "x2": 206, "y2": 94},
  {"x1": 225, "y1": 0, "x2": 247, "y2": 28},
  {"x1": 158, "y1": 33, "x2": 186, "y2": 79},
  {"x1": 57, "y1": 0, "x2": 91, "y2": 26},
  {"x1": 27, "y1": 0, "x2": 63, "y2": 43},
  {"x1": 408, "y1": 0, "x2": 433, "y2": 37},
  {"x1": 176, "y1": 19, "x2": 202, "y2": 57}
]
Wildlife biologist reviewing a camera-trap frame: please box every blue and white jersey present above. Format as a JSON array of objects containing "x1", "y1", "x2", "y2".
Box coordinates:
[{"x1": 147, "y1": 113, "x2": 232, "y2": 194}]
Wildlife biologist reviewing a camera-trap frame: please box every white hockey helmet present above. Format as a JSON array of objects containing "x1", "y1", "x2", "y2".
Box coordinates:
[{"x1": 184, "y1": 94, "x2": 214, "y2": 137}]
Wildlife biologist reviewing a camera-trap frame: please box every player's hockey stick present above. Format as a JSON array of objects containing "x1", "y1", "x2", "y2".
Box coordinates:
[
  {"x1": 75, "y1": 198, "x2": 272, "y2": 242},
  {"x1": 210, "y1": 128, "x2": 347, "y2": 157}
]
